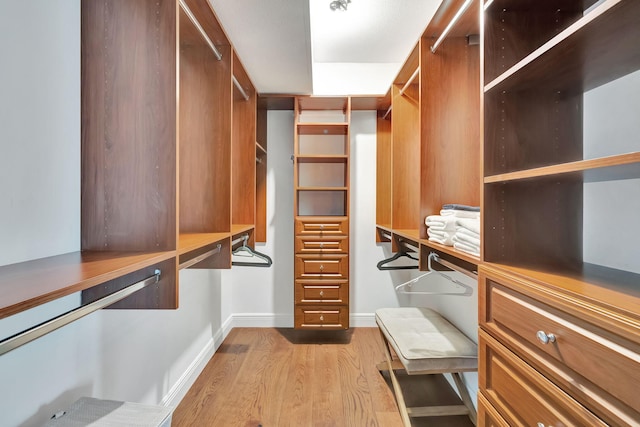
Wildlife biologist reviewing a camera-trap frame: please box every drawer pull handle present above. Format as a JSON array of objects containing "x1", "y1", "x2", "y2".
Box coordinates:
[
  {"x1": 320, "y1": 315, "x2": 324, "y2": 321},
  {"x1": 319, "y1": 290, "x2": 324, "y2": 297},
  {"x1": 320, "y1": 224, "x2": 324, "y2": 230},
  {"x1": 319, "y1": 265, "x2": 324, "y2": 271},
  {"x1": 319, "y1": 243, "x2": 324, "y2": 249},
  {"x1": 537, "y1": 423, "x2": 549, "y2": 427},
  {"x1": 536, "y1": 331, "x2": 556, "y2": 345}
]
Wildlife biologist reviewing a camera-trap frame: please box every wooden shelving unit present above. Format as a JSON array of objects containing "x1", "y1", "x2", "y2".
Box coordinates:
[
  {"x1": 293, "y1": 97, "x2": 351, "y2": 330},
  {"x1": 480, "y1": 0, "x2": 640, "y2": 424},
  {"x1": 376, "y1": 0, "x2": 481, "y2": 269}
]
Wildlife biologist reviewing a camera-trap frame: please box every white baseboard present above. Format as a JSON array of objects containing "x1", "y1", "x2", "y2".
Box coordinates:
[
  {"x1": 230, "y1": 312, "x2": 376, "y2": 328},
  {"x1": 161, "y1": 315, "x2": 234, "y2": 409}
]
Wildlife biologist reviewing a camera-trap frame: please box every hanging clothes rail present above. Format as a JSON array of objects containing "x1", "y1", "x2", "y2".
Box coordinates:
[
  {"x1": 399, "y1": 67, "x2": 420, "y2": 96},
  {"x1": 179, "y1": 0, "x2": 222, "y2": 60},
  {"x1": 0, "y1": 269, "x2": 161, "y2": 357},
  {"x1": 179, "y1": 244, "x2": 222, "y2": 270},
  {"x1": 233, "y1": 76, "x2": 250, "y2": 101},
  {"x1": 382, "y1": 105, "x2": 392, "y2": 120},
  {"x1": 430, "y1": 0, "x2": 473, "y2": 53},
  {"x1": 394, "y1": 253, "x2": 474, "y2": 295}
]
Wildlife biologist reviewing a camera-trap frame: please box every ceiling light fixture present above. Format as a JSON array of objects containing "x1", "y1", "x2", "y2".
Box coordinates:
[{"x1": 329, "y1": 0, "x2": 351, "y2": 11}]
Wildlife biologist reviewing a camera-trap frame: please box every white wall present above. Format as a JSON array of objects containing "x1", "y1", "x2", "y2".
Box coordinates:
[{"x1": 0, "y1": 2, "x2": 232, "y2": 426}]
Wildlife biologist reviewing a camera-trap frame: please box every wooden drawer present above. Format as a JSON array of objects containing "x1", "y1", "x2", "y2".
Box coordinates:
[
  {"x1": 477, "y1": 392, "x2": 509, "y2": 427},
  {"x1": 480, "y1": 266, "x2": 640, "y2": 424},
  {"x1": 295, "y1": 254, "x2": 348, "y2": 280},
  {"x1": 295, "y1": 280, "x2": 349, "y2": 305},
  {"x1": 294, "y1": 306, "x2": 349, "y2": 329},
  {"x1": 294, "y1": 235, "x2": 348, "y2": 254},
  {"x1": 295, "y1": 217, "x2": 348, "y2": 235},
  {"x1": 479, "y1": 330, "x2": 606, "y2": 427}
]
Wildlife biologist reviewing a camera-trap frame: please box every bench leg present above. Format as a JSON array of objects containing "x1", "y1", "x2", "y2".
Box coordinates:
[
  {"x1": 452, "y1": 372, "x2": 477, "y2": 425},
  {"x1": 379, "y1": 329, "x2": 412, "y2": 427}
]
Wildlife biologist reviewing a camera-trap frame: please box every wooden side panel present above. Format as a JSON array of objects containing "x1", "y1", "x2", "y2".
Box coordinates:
[
  {"x1": 255, "y1": 106, "x2": 268, "y2": 242},
  {"x1": 81, "y1": 0, "x2": 177, "y2": 251},
  {"x1": 179, "y1": 42, "x2": 232, "y2": 233},
  {"x1": 391, "y1": 83, "x2": 420, "y2": 230},
  {"x1": 232, "y1": 54, "x2": 256, "y2": 227},
  {"x1": 376, "y1": 115, "x2": 392, "y2": 230},
  {"x1": 420, "y1": 37, "x2": 480, "y2": 239}
]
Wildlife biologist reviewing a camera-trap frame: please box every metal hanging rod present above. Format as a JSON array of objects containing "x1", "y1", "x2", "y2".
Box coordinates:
[
  {"x1": 179, "y1": 0, "x2": 222, "y2": 61},
  {"x1": 179, "y1": 244, "x2": 222, "y2": 270},
  {"x1": 430, "y1": 0, "x2": 473, "y2": 53},
  {"x1": 430, "y1": 252, "x2": 477, "y2": 280},
  {"x1": 232, "y1": 233, "x2": 250, "y2": 246},
  {"x1": 232, "y1": 76, "x2": 250, "y2": 101},
  {"x1": 399, "y1": 67, "x2": 420, "y2": 96},
  {"x1": 382, "y1": 105, "x2": 392, "y2": 120},
  {"x1": 256, "y1": 156, "x2": 263, "y2": 164},
  {"x1": 0, "y1": 270, "x2": 161, "y2": 357}
]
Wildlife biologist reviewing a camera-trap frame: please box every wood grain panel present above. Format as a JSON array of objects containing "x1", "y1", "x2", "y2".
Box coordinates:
[
  {"x1": 81, "y1": 0, "x2": 177, "y2": 251},
  {"x1": 182, "y1": 0, "x2": 230, "y2": 47},
  {"x1": 179, "y1": 41, "x2": 231, "y2": 233},
  {"x1": 255, "y1": 107, "x2": 267, "y2": 242},
  {"x1": 232, "y1": 54, "x2": 256, "y2": 227},
  {"x1": 391, "y1": 82, "x2": 420, "y2": 230},
  {"x1": 479, "y1": 330, "x2": 606, "y2": 427},
  {"x1": 376, "y1": 115, "x2": 392, "y2": 232},
  {"x1": 420, "y1": 37, "x2": 480, "y2": 239},
  {"x1": 483, "y1": 176, "x2": 582, "y2": 270}
]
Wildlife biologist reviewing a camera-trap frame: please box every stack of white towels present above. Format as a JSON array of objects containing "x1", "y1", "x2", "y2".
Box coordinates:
[{"x1": 425, "y1": 204, "x2": 480, "y2": 257}]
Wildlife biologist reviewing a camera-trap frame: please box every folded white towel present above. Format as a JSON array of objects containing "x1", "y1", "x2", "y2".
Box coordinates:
[
  {"x1": 440, "y1": 209, "x2": 480, "y2": 219},
  {"x1": 425, "y1": 215, "x2": 457, "y2": 231},
  {"x1": 454, "y1": 241, "x2": 480, "y2": 257},
  {"x1": 453, "y1": 231, "x2": 480, "y2": 247},
  {"x1": 455, "y1": 218, "x2": 480, "y2": 235},
  {"x1": 455, "y1": 227, "x2": 480, "y2": 241},
  {"x1": 427, "y1": 229, "x2": 455, "y2": 246}
]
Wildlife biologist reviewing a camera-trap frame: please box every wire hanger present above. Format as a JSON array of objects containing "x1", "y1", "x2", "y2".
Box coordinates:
[
  {"x1": 377, "y1": 249, "x2": 419, "y2": 270},
  {"x1": 232, "y1": 235, "x2": 273, "y2": 267},
  {"x1": 394, "y1": 252, "x2": 473, "y2": 296}
]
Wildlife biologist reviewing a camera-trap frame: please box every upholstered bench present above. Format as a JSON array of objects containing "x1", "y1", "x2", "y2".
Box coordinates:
[{"x1": 376, "y1": 307, "x2": 478, "y2": 426}]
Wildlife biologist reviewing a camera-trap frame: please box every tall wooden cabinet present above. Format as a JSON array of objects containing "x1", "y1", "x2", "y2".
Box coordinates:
[
  {"x1": 479, "y1": 0, "x2": 640, "y2": 425},
  {"x1": 293, "y1": 97, "x2": 351, "y2": 329}
]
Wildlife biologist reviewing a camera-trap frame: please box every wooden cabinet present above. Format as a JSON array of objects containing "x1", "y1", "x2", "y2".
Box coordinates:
[
  {"x1": 293, "y1": 97, "x2": 350, "y2": 329},
  {"x1": 480, "y1": 2, "x2": 640, "y2": 423}
]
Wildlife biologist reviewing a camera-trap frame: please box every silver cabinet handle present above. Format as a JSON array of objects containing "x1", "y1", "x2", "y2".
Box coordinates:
[
  {"x1": 319, "y1": 265, "x2": 324, "y2": 271},
  {"x1": 319, "y1": 315, "x2": 324, "y2": 321},
  {"x1": 536, "y1": 331, "x2": 556, "y2": 345},
  {"x1": 319, "y1": 242, "x2": 324, "y2": 249},
  {"x1": 319, "y1": 290, "x2": 324, "y2": 297}
]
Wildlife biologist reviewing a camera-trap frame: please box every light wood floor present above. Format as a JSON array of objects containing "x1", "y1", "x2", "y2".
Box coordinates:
[{"x1": 172, "y1": 328, "x2": 475, "y2": 427}]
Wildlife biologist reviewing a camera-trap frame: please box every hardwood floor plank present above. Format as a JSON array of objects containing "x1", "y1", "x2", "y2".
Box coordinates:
[{"x1": 173, "y1": 327, "x2": 475, "y2": 427}]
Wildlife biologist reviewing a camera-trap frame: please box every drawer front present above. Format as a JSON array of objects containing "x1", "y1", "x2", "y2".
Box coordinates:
[
  {"x1": 477, "y1": 393, "x2": 510, "y2": 427},
  {"x1": 295, "y1": 217, "x2": 348, "y2": 235},
  {"x1": 480, "y1": 267, "x2": 640, "y2": 422},
  {"x1": 294, "y1": 306, "x2": 349, "y2": 329},
  {"x1": 479, "y1": 330, "x2": 606, "y2": 427},
  {"x1": 295, "y1": 280, "x2": 349, "y2": 305},
  {"x1": 295, "y1": 235, "x2": 349, "y2": 254},
  {"x1": 295, "y1": 255, "x2": 348, "y2": 280}
]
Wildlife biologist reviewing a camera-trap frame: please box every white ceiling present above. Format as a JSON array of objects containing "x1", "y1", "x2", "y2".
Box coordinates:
[{"x1": 209, "y1": 0, "x2": 442, "y2": 95}]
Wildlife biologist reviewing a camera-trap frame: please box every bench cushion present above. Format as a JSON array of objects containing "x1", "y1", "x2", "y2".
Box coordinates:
[{"x1": 376, "y1": 307, "x2": 478, "y2": 374}]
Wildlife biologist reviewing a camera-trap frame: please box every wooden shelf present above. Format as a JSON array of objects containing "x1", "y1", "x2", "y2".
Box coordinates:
[
  {"x1": 178, "y1": 233, "x2": 229, "y2": 255},
  {"x1": 0, "y1": 251, "x2": 176, "y2": 320},
  {"x1": 297, "y1": 96, "x2": 348, "y2": 111},
  {"x1": 484, "y1": 262, "x2": 640, "y2": 340},
  {"x1": 420, "y1": 239, "x2": 481, "y2": 266},
  {"x1": 484, "y1": 152, "x2": 640, "y2": 183},
  {"x1": 296, "y1": 123, "x2": 349, "y2": 135},
  {"x1": 231, "y1": 224, "x2": 254, "y2": 236},
  {"x1": 297, "y1": 155, "x2": 348, "y2": 164},
  {"x1": 392, "y1": 229, "x2": 421, "y2": 243},
  {"x1": 485, "y1": 0, "x2": 640, "y2": 94}
]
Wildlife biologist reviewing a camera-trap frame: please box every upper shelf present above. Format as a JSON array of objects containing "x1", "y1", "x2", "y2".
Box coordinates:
[
  {"x1": 0, "y1": 251, "x2": 175, "y2": 320},
  {"x1": 484, "y1": 0, "x2": 640, "y2": 94},
  {"x1": 484, "y1": 152, "x2": 640, "y2": 183}
]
